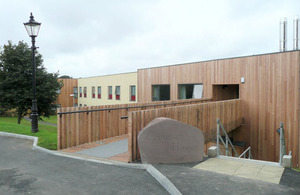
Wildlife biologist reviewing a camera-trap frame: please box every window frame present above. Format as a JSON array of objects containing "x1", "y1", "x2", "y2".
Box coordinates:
[
  {"x1": 97, "y1": 86, "x2": 101, "y2": 99},
  {"x1": 130, "y1": 85, "x2": 136, "y2": 101},
  {"x1": 108, "y1": 86, "x2": 113, "y2": 100},
  {"x1": 83, "y1": 87, "x2": 87, "y2": 98},
  {"x1": 152, "y1": 84, "x2": 170, "y2": 101},
  {"x1": 115, "y1": 86, "x2": 121, "y2": 100},
  {"x1": 178, "y1": 83, "x2": 203, "y2": 100},
  {"x1": 92, "y1": 86, "x2": 95, "y2": 98}
]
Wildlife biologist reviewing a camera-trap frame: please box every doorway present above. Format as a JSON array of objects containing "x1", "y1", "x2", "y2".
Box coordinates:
[{"x1": 213, "y1": 84, "x2": 239, "y2": 101}]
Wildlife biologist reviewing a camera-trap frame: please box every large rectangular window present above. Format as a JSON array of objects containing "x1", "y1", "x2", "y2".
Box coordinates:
[
  {"x1": 178, "y1": 84, "x2": 203, "y2": 99},
  {"x1": 79, "y1": 87, "x2": 82, "y2": 97},
  {"x1": 92, "y1": 86, "x2": 95, "y2": 98},
  {"x1": 108, "y1": 86, "x2": 112, "y2": 100},
  {"x1": 73, "y1": 87, "x2": 78, "y2": 98},
  {"x1": 115, "y1": 86, "x2": 120, "y2": 100},
  {"x1": 97, "y1": 86, "x2": 101, "y2": 99},
  {"x1": 130, "y1": 85, "x2": 136, "y2": 101},
  {"x1": 152, "y1": 85, "x2": 170, "y2": 101},
  {"x1": 83, "y1": 87, "x2": 87, "y2": 98}
]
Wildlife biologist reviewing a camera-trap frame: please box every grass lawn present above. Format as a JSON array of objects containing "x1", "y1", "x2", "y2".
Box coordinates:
[
  {"x1": 294, "y1": 168, "x2": 300, "y2": 172},
  {"x1": 0, "y1": 117, "x2": 57, "y2": 150},
  {"x1": 40, "y1": 115, "x2": 57, "y2": 124}
]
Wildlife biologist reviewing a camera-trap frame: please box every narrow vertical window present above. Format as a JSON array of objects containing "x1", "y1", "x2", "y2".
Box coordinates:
[
  {"x1": 84, "y1": 87, "x2": 86, "y2": 98},
  {"x1": 79, "y1": 87, "x2": 82, "y2": 97},
  {"x1": 108, "y1": 86, "x2": 112, "y2": 100},
  {"x1": 97, "y1": 86, "x2": 101, "y2": 99},
  {"x1": 92, "y1": 86, "x2": 95, "y2": 98},
  {"x1": 130, "y1": 85, "x2": 136, "y2": 101},
  {"x1": 115, "y1": 86, "x2": 120, "y2": 100}
]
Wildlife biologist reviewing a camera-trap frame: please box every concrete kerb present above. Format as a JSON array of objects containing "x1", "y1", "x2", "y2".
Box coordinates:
[
  {"x1": 0, "y1": 132, "x2": 181, "y2": 195},
  {"x1": 147, "y1": 165, "x2": 182, "y2": 195}
]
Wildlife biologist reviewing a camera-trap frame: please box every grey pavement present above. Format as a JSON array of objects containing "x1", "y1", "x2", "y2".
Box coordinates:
[
  {"x1": 194, "y1": 157, "x2": 284, "y2": 184},
  {"x1": 0, "y1": 136, "x2": 167, "y2": 195},
  {"x1": 154, "y1": 164, "x2": 300, "y2": 195},
  {"x1": 76, "y1": 139, "x2": 128, "y2": 158}
]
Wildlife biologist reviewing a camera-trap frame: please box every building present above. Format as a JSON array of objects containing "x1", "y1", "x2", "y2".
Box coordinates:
[
  {"x1": 137, "y1": 50, "x2": 300, "y2": 167},
  {"x1": 77, "y1": 72, "x2": 137, "y2": 107},
  {"x1": 56, "y1": 78, "x2": 78, "y2": 108}
]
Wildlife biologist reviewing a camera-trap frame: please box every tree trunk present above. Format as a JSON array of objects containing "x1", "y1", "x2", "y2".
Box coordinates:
[{"x1": 17, "y1": 112, "x2": 22, "y2": 124}]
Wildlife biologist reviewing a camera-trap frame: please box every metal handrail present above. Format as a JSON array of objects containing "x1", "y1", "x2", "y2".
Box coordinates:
[
  {"x1": 217, "y1": 119, "x2": 239, "y2": 157},
  {"x1": 239, "y1": 146, "x2": 252, "y2": 159},
  {"x1": 57, "y1": 98, "x2": 211, "y2": 116}
]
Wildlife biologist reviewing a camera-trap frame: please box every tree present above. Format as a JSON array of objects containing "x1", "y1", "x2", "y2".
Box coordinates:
[
  {"x1": 58, "y1": 75, "x2": 72, "y2": 79},
  {"x1": 0, "y1": 41, "x2": 63, "y2": 124}
]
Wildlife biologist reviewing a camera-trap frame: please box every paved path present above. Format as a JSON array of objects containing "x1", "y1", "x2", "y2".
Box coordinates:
[
  {"x1": 194, "y1": 157, "x2": 284, "y2": 184},
  {"x1": 23, "y1": 116, "x2": 57, "y2": 127},
  {"x1": 61, "y1": 134, "x2": 129, "y2": 162}
]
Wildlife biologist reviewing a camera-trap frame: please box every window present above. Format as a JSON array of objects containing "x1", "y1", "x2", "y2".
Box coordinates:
[
  {"x1": 108, "y1": 86, "x2": 112, "y2": 99},
  {"x1": 97, "y1": 86, "x2": 101, "y2": 99},
  {"x1": 79, "y1": 87, "x2": 82, "y2": 97},
  {"x1": 83, "y1": 87, "x2": 87, "y2": 98},
  {"x1": 152, "y1": 85, "x2": 170, "y2": 101},
  {"x1": 73, "y1": 87, "x2": 78, "y2": 98},
  {"x1": 92, "y1": 86, "x2": 95, "y2": 98},
  {"x1": 115, "y1": 86, "x2": 120, "y2": 100},
  {"x1": 130, "y1": 86, "x2": 136, "y2": 101},
  {"x1": 178, "y1": 84, "x2": 203, "y2": 99}
]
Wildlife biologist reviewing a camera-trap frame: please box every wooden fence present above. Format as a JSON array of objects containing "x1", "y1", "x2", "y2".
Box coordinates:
[
  {"x1": 128, "y1": 99, "x2": 243, "y2": 162},
  {"x1": 57, "y1": 98, "x2": 211, "y2": 150}
]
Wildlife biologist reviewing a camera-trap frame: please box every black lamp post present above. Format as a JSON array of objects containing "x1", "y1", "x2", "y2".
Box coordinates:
[{"x1": 24, "y1": 13, "x2": 41, "y2": 133}]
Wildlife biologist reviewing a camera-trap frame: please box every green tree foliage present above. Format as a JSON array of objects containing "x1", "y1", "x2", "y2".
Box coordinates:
[{"x1": 0, "y1": 41, "x2": 63, "y2": 124}]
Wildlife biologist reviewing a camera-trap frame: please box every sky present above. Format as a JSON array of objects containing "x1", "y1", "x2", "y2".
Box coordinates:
[{"x1": 1, "y1": 0, "x2": 300, "y2": 78}]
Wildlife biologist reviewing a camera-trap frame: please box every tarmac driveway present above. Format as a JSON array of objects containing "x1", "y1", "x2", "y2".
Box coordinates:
[
  {"x1": 1, "y1": 135, "x2": 300, "y2": 195},
  {"x1": 0, "y1": 136, "x2": 167, "y2": 195}
]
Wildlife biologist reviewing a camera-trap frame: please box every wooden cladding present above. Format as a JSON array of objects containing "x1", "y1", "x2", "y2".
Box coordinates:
[
  {"x1": 57, "y1": 79, "x2": 78, "y2": 108},
  {"x1": 57, "y1": 98, "x2": 211, "y2": 150},
  {"x1": 137, "y1": 51, "x2": 300, "y2": 167},
  {"x1": 128, "y1": 99, "x2": 243, "y2": 162}
]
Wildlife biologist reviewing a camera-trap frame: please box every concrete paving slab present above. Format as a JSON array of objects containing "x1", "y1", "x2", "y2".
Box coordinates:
[
  {"x1": 76, "y1": 138, "x2": 128, "y2": 158},
  {"x1": 194, "y1": 157, "x2": 285, "y2": 184}
]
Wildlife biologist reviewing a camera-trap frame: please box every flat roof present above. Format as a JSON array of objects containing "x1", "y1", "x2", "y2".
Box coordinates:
[
  {"x1": 78, "y1": 71, "x2": 137, "y2": 80},
  {"x1": 138, "y1": 50, "x2": 300, "y2": 70}
]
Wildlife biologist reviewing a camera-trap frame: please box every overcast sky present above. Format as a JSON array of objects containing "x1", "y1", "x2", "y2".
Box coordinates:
[{"x1": 1, "y1": 0, "x2": 300, "y2": 78}]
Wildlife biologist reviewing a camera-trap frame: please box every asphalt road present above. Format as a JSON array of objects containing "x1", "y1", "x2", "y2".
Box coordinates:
[
  {"x1": 154, "y1": 164, "x2": 300, "y2": 195},
  {"x1": 0, "y1": 136, "x2": 167, "y2": 195},
  {"x1": 1, "y1": 135, "x2": 299, "y2": 195}
]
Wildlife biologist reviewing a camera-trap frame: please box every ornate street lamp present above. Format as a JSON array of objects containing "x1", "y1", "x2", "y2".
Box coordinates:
[{"x1": 24, "y1": 13, "x2": 41, "y2": 133}]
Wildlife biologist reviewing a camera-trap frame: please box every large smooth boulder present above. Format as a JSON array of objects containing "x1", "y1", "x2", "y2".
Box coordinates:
[{"x1": 138, "y1": 117, "x2": 204, "y2": 164}]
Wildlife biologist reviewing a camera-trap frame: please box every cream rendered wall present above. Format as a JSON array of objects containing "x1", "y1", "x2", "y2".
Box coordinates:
[{"x1": 78, "y1": 72, "x2": 137, "y2": 106}]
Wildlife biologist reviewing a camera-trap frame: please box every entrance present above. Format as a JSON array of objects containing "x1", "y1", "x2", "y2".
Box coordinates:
[{"x1": 213, "y1": 84, "x2": 239, "y2": 101}]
